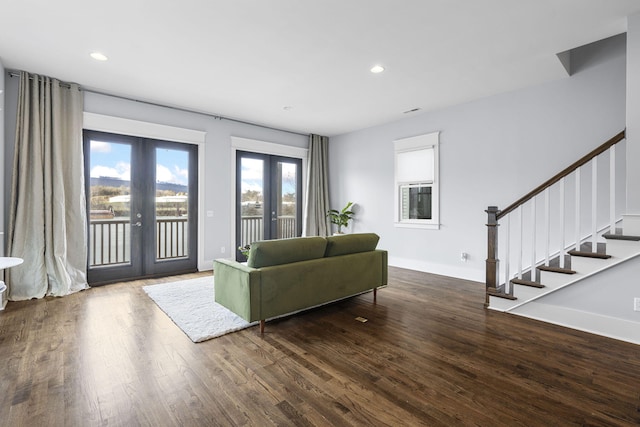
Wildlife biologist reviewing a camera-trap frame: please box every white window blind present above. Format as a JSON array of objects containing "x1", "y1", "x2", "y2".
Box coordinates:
[{"x1": 396, "y1": 148, "x2": 434, "y2": 183}]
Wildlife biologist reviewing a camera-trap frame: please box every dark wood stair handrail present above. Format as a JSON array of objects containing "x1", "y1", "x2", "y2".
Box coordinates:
[{"x1": 497, "y1": 130, "x2": 626, "y2": 220}]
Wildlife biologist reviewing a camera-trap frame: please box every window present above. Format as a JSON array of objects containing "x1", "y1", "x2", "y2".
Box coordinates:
[
  {"x1": 394, "y1": 132, "x2": 439, "y2": 229},
  {"x1": 401, "y1": 185, "x2": 432, "y2": 220}
]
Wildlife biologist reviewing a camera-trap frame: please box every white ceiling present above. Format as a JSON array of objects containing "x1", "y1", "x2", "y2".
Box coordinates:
[{"x1": 1, "y1": 1, "x2": 639, "y2": 136}]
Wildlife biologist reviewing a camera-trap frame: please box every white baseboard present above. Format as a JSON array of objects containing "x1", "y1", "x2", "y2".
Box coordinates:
[
  {"x1": 388, "y1": 256, "x2": 484, "y2": 282},
  {"x1": 511, "y1": 302, "x2": 640, "y2": 345},
  {"x1": 199, "y1": 259, "x2": 214, "y2": 271}
]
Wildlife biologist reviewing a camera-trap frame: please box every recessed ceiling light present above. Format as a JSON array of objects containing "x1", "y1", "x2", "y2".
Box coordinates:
[
  {"x1": 90, "y1": 52, "x2": 108, "y2": 61},
  {"x1": 370, "y1": 65, "x2": 385, "y2": 74}
]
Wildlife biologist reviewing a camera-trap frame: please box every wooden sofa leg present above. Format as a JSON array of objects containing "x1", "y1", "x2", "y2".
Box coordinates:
[
  {"x1": 373, "y1": 288, "x2": 377, "y2": 304},
  {"x1": 260, "y1": 320, "x2": 265, "y2": 334}
]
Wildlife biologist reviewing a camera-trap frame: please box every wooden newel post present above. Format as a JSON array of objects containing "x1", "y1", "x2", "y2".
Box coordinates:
[{"x1": 485, "y1": 206, "x2": 501, "y2": 307}]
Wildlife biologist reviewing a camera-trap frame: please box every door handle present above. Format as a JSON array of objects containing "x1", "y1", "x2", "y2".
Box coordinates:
[{"x1": 133, "y1": 221, "x2": 142, "y2": 227}]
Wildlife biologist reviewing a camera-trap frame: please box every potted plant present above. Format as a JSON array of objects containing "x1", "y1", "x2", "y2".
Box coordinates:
[
  {"x1": 238, "y1": 245, "x2": 251, "y2": 258},
  {"x1": 327, "y1": 201, "x2": 355, "y2": 234}
]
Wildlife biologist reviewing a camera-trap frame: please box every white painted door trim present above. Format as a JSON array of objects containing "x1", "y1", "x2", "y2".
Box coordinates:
[{"x1": 83, "y1": 113, "x2": 208, "y2": 271}]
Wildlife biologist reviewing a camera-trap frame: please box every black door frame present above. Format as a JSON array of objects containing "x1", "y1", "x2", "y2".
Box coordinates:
[
  {"x1": 84, "y1": 130, "x2": 198, "y2": 285},
  {"x1": 235, "y1": 151, "x2": 302, "y2": 260}
]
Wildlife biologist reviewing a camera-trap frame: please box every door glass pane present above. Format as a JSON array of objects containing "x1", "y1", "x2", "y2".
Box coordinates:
[
  {"x1": 155, "y1": 148, "x2": 190, "y2": 261},
  {"x1": 88, "y1": 140, "x2": 131, "y2": 267},
  {"x1": 240, "y1": 157, "x2": 264, "y2": 247},
  {"x1": 277, "y1": 161, "x2": 297, "y2": 239}
]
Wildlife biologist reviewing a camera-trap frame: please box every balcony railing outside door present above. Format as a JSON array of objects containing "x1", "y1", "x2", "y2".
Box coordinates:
[
  {"x1": 239, "y1": 215, "x2": 297, "y2": 248},
  {"x1": 90, "y1": 215, "x2": 296, "y2": 268},
  {"x1": 89, "y1": 217, "x2": 188, "y2": 267}
]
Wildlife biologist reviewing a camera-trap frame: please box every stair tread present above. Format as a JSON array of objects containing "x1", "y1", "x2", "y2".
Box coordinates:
[
  {"x1": 603, "y1": 233, "x2": 640, "y2": 241},
  {"x1": 567, "y1": 250, "x2": 612, "y2": 259},
  {"x1": 537, "y1": 265, "x2": 576, "y2": 274},
  {"x1": 510, "y1": 279, "x2": 545, "y2": 289}
]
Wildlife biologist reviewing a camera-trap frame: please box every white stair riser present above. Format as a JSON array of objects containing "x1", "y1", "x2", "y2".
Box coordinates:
[
  {"x1": 538, "y1": 270, "x2": 576, "y2": 287},
  {"x1": 605, "y1": 239, "x2": 640, "y2": 258},
  {"x1": 490, "y1": 281, "x2": 556, "y2": 311},
  {"x1": 511, "y1": 284, "x2": 545, "y2": 300},
  {"x1": 488, "y1": 296, "x2": 518, "y2": 311},
  {"x1": 570, "y1": 256, "x2": 617, "y2": 274},
  {"x1": 490, "y1": 279, "x2": 564, "y2": 311},
  {"x1": 622, "y1": 214, "x2": 640, "y2": 235}
]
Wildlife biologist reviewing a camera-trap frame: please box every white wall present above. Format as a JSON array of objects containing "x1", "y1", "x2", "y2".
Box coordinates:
[
  {"x1": 627, "y1": 14, "x2": 640, "y2": 215},
  {"x1": 3, "y1": 75, "x2": 308, "y2": 270},
  {"x1": 329, "y1": 34, "x2": 627, "y2": 282},
  {"x1": 0, "y1": 59, "x2": 4, "y2": 256}
]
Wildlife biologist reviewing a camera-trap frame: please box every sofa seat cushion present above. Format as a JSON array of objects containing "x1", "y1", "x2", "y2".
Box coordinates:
[
  {"x1": 247, "y1": 236, "x2": 327, "y2": 268},
  {"x1": 324, "y1": 233, "x2": 380, "y2": 257}
]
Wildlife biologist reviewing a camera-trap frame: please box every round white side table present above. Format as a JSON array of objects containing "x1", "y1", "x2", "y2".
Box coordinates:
[{"x1": 0, "y1": 257, "x2": 24, "y2": 310}]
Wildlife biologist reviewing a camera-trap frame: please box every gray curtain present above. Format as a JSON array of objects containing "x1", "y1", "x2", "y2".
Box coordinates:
[
  {"x1": 6, "y1": 71, "x2": 88, "y2": 300},
  {"x1": 303, "y1": 134, "x2": 331, "y2": 236}
]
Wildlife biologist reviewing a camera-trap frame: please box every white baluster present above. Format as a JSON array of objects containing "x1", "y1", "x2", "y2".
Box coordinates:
[
  {"x1": 531, "y1": 198, "x2": 536, "y2": 282},
  {"x1": 592, "y1": 158, "x2": 598, "y2": 253},
  {"x1": 559, "y1": 177, "x2": 565, "y2": 268},
  {"x1": 505, "y1": 214, "x2": 511, "y2": 295},
  {"x1": 610, "y1": 145, "x2": 616, "y2": 235},
  {"x1": 544, "y1": 188, "x2": 550, "y2": 266},
  {"x1": 575, "y1": 168, "x2": 581, "y2": 251},
  {"x1": 517, "y1": 205, "x2": 523, "y2": 280}
]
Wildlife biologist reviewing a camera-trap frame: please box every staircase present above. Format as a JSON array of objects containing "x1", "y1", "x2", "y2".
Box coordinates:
[
  {"x1": 488, "y1": 232, "x2": 640, "y2": 312},
  {"x1": 485, "y1": 130, "x2": 640, "y2": 313}
]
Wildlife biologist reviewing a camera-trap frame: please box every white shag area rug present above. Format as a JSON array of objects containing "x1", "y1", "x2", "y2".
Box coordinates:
[{"x1": 143, "y1": 276, "x2": 257, "y2": 342}]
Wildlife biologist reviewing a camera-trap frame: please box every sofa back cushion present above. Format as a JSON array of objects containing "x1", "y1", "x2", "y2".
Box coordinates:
[
  {"x1": 324, "y1": 233, "x2": 380, "y2": 257},
  {"x1": 247, "y1": 236, "x2": 328, "y2": 268}
]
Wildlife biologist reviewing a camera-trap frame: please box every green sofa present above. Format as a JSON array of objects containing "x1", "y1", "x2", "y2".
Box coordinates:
[{"x1": 213, "y1": 233, "x2": 387, "y2": 333}]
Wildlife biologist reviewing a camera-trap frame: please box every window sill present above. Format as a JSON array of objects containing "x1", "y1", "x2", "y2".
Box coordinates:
[{"x1": 394, "y1": 222, "x2": 440, "y2": 230}]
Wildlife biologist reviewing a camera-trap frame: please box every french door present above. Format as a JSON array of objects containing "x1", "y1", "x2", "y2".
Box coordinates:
[
  {"x1": 236, "y1": 151, "x2": 302, "y2": 261},
  {"x1": 84, "y1": 130, "x2": 198, "y2": 285}
]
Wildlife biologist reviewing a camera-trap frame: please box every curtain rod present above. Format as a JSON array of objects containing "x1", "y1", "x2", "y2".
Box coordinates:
[
  {"x1": 9, "y1": 70, "x2": 77, "y2": 89},
  {"x1": 7, "y1": 70, "x2": 308, "y2": 137}
]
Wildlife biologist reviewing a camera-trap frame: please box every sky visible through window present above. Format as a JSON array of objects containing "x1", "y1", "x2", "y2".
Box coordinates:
[
  {"x1": 241, "y1": 158, "x2": 297, "y2": 195},
  {"x1": 90, "y1": 139, "x2": 296, "y2": 195},
  {"x1": 90, "y1": 140, "x2": 188, "y2": 185}
]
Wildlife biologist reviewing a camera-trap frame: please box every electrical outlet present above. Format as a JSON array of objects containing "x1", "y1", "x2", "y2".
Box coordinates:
[
  {"x1": 461, "y1": 252, "x2": 468, "y2": 262},
  {"x1": 221, "y1": 247, "x2": 226, "y2": 254},
  {"x1": 634, "y1": 298, "x2": 640, "y2": 312}
]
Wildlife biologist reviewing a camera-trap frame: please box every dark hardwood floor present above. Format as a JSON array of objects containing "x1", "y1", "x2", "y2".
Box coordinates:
[{"x1": 0, "y1": 266, "x2": 638, "y2": 426}]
